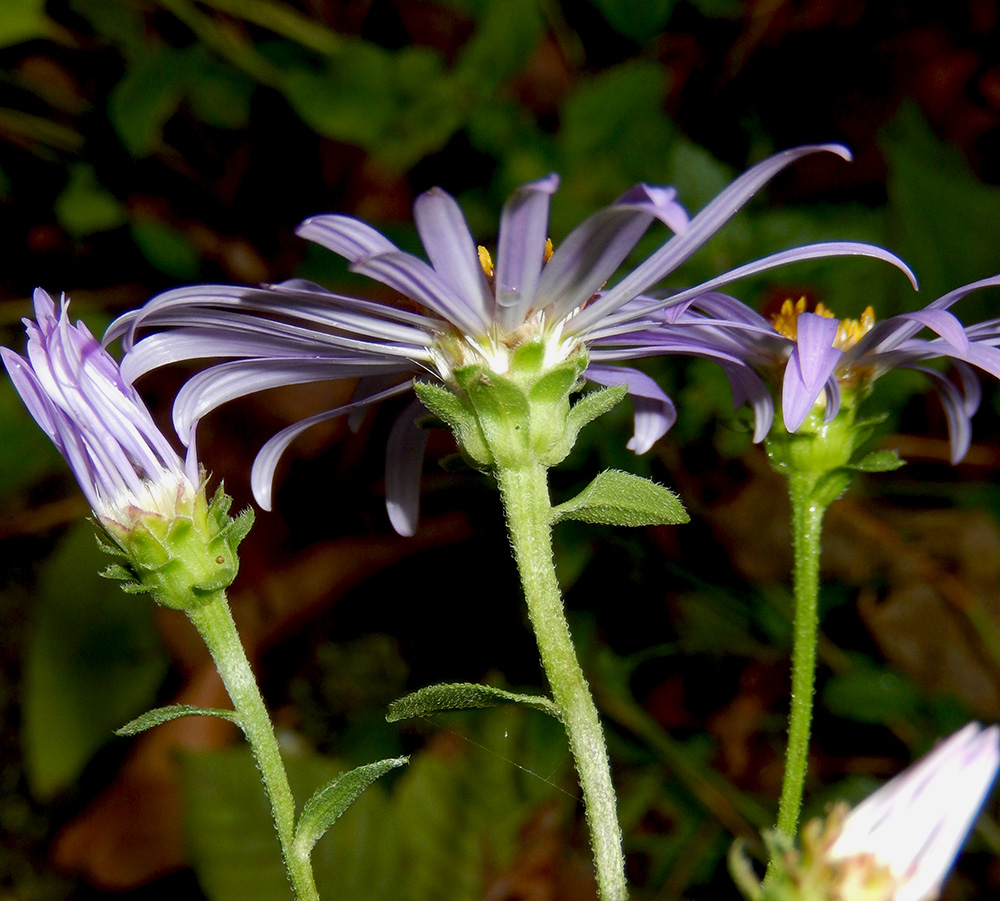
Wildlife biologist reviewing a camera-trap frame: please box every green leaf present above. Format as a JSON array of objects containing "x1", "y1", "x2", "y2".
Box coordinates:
[
  {"x1": 115, "y1": 704, "x2": 241, "y2": 737},
  {"x1": 54, "y1": 164, "x2": 127, "y2": 237},
  {"x1": 293, "y1": 757, "x2": 408, "y2": 855},
  {"x1": 586, "y1": 0, "x2": 675, "y2": 43},
  {"x1": 847, "y1": 450, "x2": 905, "y2": 473},
  {"x1": 24, "y1": 523, "x2": 169, "y2": 798},
  {"x1": 454, "y1": 0, "x2": 544, "y2": 95},
  {"x1": 0, "y1": 0, "x2": 53, "y2": 48},
  {"x1": 109, "y1": 47, "x2": 187, "y2": 156},
  {"x1": 883, "y1": 104, "x2": 1000, "y2": 304},
  {"x1": 386, "y1": 683, "x2": 559, "y2": 722},
  {"x1": 0, "y1": 380, "x2": 61, "y2": 499},
  {"x1": 182, "y1": 746, "x2": 400, "y2": 901},
  {"x1": 823, "y1": 664, "x2": 922, "y2": 725},
  {"x1": 130, "y1": 220, "x2": 201, "y2": 278},
  {"x1": 551, "y1": 469, "x2": 689, "y2": 527}
]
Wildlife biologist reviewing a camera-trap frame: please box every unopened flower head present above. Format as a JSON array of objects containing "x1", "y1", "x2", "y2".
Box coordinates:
[
  {"x1": 737, "y1": 723, "x2": 1000, "y2": 901},
  {"x1": 2, "y1": 289, "x2": 251, "y2": 609},
  {"x1": 826, "y1": 722, "x2": 1000, "y2": 901},
  {"x1": 107, "y1": 144, "x2": 913, "y2": 534},
  {"x1": 1, "y1": 288, "x2": 199, "y2": 525}
]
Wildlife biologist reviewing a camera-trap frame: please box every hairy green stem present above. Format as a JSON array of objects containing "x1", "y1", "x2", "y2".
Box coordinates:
[
  {"x1": 774, "y1": 472, "x2": 827, "y2": 842},
  {"x1": 187, "y1": 591, "x2": 319, "y2": 901},
  {"x1": 495, "y1": 460, "x2": 628, "y2": 901}
]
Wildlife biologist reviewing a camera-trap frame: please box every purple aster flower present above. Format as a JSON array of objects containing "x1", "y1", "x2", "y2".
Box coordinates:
[
  {"x1": 2, "y1": 288, "x2": 200, "y2": 526},
  {"x1": 107, "y1": 144, "x2": 914, "y2": 535},
  {"x1": 653, "y1": 276, "x2": 1000, "y2": 462},
  {"x1": 826, "y1": 722, "x2": 1000, "y2": 901}
]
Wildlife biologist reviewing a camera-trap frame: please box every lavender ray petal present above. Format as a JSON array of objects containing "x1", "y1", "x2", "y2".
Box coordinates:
[
  {"x1": 295, "y1": 213, "x2": 399, "y2": 260},
  {"x1": 541, "y1": 184, "x2": 690, "y2": 325},
  {"x1": 579, "y1": 241, "x2": 917, "y2": 335},
  {"x1": 908, "y1": 365, "x2": 974, "y2": 463},
  {"x1": 570, "y1": 145, "x2": 857, "y2": 331},
  {"x1": 385, "y1": 398, "x2": 430, "y2": 537},
  {"x1": 172, "y1": 358, "x2": 414, "y2": 439},
  {"x1": 781, "y1": 313, "x2": 842, "y2": 432},
  {"x1": 351, "y1": 251, "x2": 488, "y2": 336},
  {"x1": 250, "y1": 381, "x2": 413, "y2": 510},
  {"x1": 718, "y1": 362, "x2": 775, "y2": 442},
  {"x1": 413, "y1": 187, "x2": 493, "y2": 322},
  {"x1": 495, "y1": 174, "x2": 559, "y2": 331},
  {"x1": 894, "y1": 309, "x2": 971, "y2": 354},
  {"x1": 584, "y1": 363, "x2": 676, "y2": 453}
]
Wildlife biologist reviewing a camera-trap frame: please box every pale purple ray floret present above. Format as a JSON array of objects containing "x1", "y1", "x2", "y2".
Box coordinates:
[
  {"x1": 2, "y1": 289, "x2": 199, "y2": 523},
  {"x1": 828, "y1": 722, "x2": 1000, "y2": 901},
  {"x1": 651, "y1": 274, "x2": 1000, "y2": 461},
  {"x1": 107, "y1": 144, "x2": 915, "y2": 535}
]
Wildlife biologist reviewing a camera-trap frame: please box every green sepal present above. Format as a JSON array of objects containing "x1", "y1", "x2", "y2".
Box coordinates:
[
  {"x1": 564, "y1": 385, "x2": 627, "y2": 445},
  {"x1": 551, "y1": 469, "x2": 689, "y2": 527},
  {"x1": 115, "y1": 704, "x2": 242, "y2": 736},
  {"x1": 292, "y1": 756, "x2": 408, "y2": 855},
  {"x1": 386, "y1": 682, "x2": 560, "y2": 722},
  {"x1": 728, "y1": 840, "x2": 764, "y2": 901},
  {"x1": 456, "y1": 365, "x2": 533, "y2": 468},
  {"x1": 97, "y1": 485, "x2": 255, "y2": 611},
  {"x1": 413, "y1": 379, "x2": 490, "y2": 466},
  {"x1": 846, "y1": 449, "x2": 905, "y2": 472}
]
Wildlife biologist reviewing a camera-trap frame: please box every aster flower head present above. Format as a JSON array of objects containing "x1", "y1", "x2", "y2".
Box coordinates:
[
  {"x1": 2, "y1": 289, "x2": 251, "y2": 609},
  {"x1": 735, "y1": 723, "x2": 1000, "y2": 901},
  {"x1": 108, "y1": 144, "x2": 914, "y2": 535},
  {"x1": 665, "y1": 275, "x2": 1000, "y2": 469}
]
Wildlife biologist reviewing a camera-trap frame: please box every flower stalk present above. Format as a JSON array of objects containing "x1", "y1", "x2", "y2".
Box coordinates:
[
  {"x1": 495, "y1": 458, "x2": 628, "y2": 901},
  {"x1": 186, "y1": 591, "x2": 319, "y2": 901},
  {"x1": 774, "y1": 469, "x2": 826, "y2": 843}
]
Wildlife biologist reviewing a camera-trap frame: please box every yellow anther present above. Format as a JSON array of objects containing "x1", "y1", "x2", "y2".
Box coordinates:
[
  {"x1": 544, "y1": 237, "x2": 554, "y2": 263},
  {"x1": 771, "y1": 297, "x2": 876, "y2": 350},
  {"x1": 478, "y1": 245, "x2": 494, "y2": 279},
  {"x1": 771, "y1": 297, "x2": 809, "y2": 340}
]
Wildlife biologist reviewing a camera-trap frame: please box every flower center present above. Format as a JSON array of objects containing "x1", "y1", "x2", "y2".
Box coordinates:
[
  {"x1": 771, "y1": 297, "x2": 876, "y2": 351},
  {"x1": 432, "y1": 238, "x2": 578, "y2": 381}
]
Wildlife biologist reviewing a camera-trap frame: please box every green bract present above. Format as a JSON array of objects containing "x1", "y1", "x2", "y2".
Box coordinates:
[
  {"x1": 415, "y1": 343, "x2": 623, "y2": 470},
  {"x1": 99, "y1": 484, "x2": 254, "y2": 611}
]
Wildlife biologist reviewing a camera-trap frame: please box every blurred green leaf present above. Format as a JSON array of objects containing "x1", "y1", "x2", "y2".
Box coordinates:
[
  {"x1": 587, "y1": 0, "x2": 675, "y2": 43},
  {"x1": 109, "y1": 47, "x2": 188, "y2": 156},
  {"x1": 822, "y1": 662, "x2": 922, "y2": 725},
  {"x1": 0, "y1": 0, "x2": 53, "y2": 48},
  {"x1": 130, "y1": 220, "x2": 201, "y2": 278},
  {"x1": 0, "y1": 380, "x2": 61, "y2": 499},
  {"x1": 54, "y1": 163, "x2": 127, "y2": 237},
  {"x1": 185, "y1": 48, "x2": 254, "y2": 129},
  {"x1": 882, "y1": 104, "x2": 1000, "y2": 304},
  {"x1": 70, "y1": 0, "x2": 148, "y2": 52},
  {"x1": 182, "y1": 709, "x2": 564, "y2": 901},
  {"x1": 24, "y1": 523, "x2": 168, "y2": 798},
  {"x1": 282, "y1": 42, "x2": 462, "y2": 170},
  {"x1": 560, "y1": 61, "x2": 673, "y2": 186},
  {"x1": 454, "y1": 0, "x2": 544, "y2": 94}
]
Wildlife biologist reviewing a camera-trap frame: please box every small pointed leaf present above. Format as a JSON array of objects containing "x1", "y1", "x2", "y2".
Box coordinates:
[
  {"x1": 551, "y1": 469, "x2": 689, "y2": 526},
  {"x1": 847, "y1": 450, "x2": 906, "y2": 472},
  {"x1": 293, "y1": 757, "x2": 408, "y2": 855},
  {"x1": 115, "y1": 704, "x2": 241, "y2": 736},
  {"x1": 386, "y1": 682, "x2": 560, "y2": 722}
]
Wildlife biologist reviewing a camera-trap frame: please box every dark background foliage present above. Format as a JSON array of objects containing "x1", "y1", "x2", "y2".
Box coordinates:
[{"x1": 4, "y1": 1, "x2": 1000, "y2": 898}]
